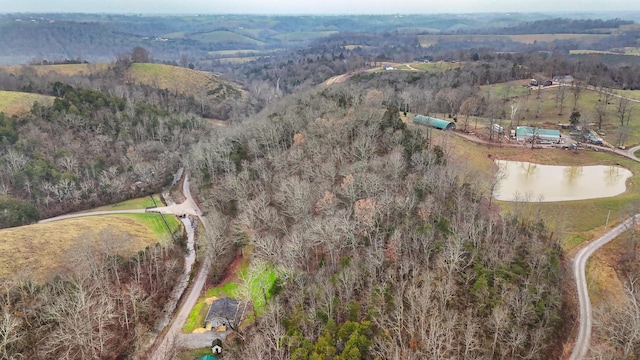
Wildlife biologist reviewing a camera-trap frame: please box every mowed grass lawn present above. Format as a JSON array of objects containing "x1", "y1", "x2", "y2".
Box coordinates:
[
  {"x1": 0, "y1": 213, "x2": 181, "y2": 283},
  {"x1": 183, "y1": 258, "x2": 278, "y2": 333},
  {"x1": 89, "y1": 194, "x2": 163, "y2": 211},
  {"x1": 0, "y1": 90, "x2": 54, "y2": 116}
]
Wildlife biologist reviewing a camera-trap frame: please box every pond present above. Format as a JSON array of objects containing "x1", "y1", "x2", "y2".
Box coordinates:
[{"x1": 493, "y1": 160, "x2": 633, "y2": 202}]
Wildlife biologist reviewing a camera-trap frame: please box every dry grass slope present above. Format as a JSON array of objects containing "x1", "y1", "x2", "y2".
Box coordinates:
[
  {"x1": 0, "y1": 90, "x2": 54, "y2": 116},
  {"x1": 0, "y1": 215, "x2": 169, "y2": 283},
  {"x1": 1, "y1": 63, "x2": 244, "y2": 104},
  {"x1": 1, "y1": 63, "x2": 109, "y2": 77},
  {"x1": 128, "y1": 63, "x2": 244, "y2": 102}
]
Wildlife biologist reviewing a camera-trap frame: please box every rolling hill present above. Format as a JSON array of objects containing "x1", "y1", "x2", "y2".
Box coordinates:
[
  {"x1": 127, "y1": 63, "x2": 244, "y2": 102},
  {"x1": 0, "y1": 213, "x2": 180, "y2": 283},
  {"x1": 0, "y1": 62, "x2": 244, "y2": 107},
  {"x1": 0, "y1": 90, "x2": 54, "y2": 116}
]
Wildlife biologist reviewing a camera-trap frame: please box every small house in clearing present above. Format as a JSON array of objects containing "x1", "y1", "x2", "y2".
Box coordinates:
[
  {"x1": 413, "y1": 115, "x2": 456, "y2": 130},
  {"x1": 515, "y1": 126, "x2": 561, "y2": 143},
  {"x1": 552, "y1": 75, "x2": 575, "y2": 85},
  {"x1": 204, "y1": 297, "x2": 243, "y2": 331}
]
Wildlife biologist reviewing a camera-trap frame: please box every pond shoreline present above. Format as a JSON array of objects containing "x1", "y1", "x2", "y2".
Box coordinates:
[{"x1": 493, "y1": 160, "x2": 633, "y2": 202}]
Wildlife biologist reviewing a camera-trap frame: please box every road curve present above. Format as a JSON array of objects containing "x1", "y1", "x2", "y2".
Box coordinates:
[
  {"x1": 38, "y1": 208, "x2": 147, "y2": 223},
  {"x1": 627, "y1": 145, "x2": 640, "y2": 161},
  {"x1": 569, "y1": 214, "x2": 640, "y2": 360}
]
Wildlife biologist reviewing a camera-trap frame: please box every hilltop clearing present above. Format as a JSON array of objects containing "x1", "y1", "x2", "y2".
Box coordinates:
[
  {"x1": 0, "y1": 90, "x2": 54, "y2": 116},
  {"x1": 127, "y1": 63, "x2": 244, "y2": 104}
]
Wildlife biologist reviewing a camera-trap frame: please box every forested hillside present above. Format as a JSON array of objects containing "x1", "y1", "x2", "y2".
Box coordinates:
[
  {"x1": 0, "y1": 58, "x2": 249, "y2": 227},
  {"x1": 187, "y1": 86, "x2": 567, "y2": 358},
  {"x1": 4, "y1": 12, "x2": 640, "y2": 359},
  {"x1": 0, "y1": 84, "x2": 203, "y2": 225},
  {"x1": 0, "y1": 233, "x2": 184, "y2": 359}
]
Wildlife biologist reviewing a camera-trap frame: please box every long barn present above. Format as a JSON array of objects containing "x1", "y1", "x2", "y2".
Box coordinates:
[
  {"x1": 413, "y1": 115, "x2": 456, "y2": 130},
  {"x1": 515, "y1": 126, "x2": 561, "y2": 143}
]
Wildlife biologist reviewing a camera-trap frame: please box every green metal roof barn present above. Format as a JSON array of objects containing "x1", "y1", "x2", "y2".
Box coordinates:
[{"x1": 413, "y1": 115, "x2": 456, "y2": 130}]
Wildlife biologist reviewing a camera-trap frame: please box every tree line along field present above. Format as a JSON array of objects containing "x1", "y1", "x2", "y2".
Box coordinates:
[
  {"x1": 418, "y1": 33, "x2": 609, "y2": 47},
  {"x1": 0, "y1": 90, "x2": 54, "y2": 116},
  {"x1": 0, "y1": 211, "x2": 181, "y2": 283},
  {"x1": 0, "y1": 62, "x2": 244, "y2": 107},
  {"x1": 2, "y1": 17, "x2": 640, "y2": 356},
  {"x1": 184, "y1": 87, "x2": 567, "y2": 358}
]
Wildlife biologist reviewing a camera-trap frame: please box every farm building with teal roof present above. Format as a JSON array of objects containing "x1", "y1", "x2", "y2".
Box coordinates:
[
  {"x1": 413, "y1": 115, "x2": 456, "y2": 130},
  {"x1": 515, "y1": 126, "x2": 561, "y2": 143}
]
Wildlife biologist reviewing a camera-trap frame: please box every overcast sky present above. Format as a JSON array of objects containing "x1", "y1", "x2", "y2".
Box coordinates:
[{"x1": 2, "y1": 0, "x2": 639, "y2": 14}]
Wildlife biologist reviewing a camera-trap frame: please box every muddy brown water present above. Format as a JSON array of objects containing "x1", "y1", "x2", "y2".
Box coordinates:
[{"x1": 493, "y1": 160, "x2": 633, "y2": 202}]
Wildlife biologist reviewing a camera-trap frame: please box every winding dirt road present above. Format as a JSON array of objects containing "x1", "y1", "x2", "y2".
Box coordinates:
[
  {"x1": 569, "y1": 215, "x2": 640, "y2": 360},
  {"x1": 147, "y1": 175, "x2": 211, "y2": 359}
]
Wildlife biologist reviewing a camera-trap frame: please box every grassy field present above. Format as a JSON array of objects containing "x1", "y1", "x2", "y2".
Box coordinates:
[
  {"x1": 0, "y1": 213, "x2": 179, "y2": 283},
  {"x1": 409, "y1": 61, "x2": 463, "y2": 72},
  {"x1": 216, "y1": 57, "x2": 261, "y2": 64},
  {"x1": 1, "y1": 63, "x2": 109, "y2": 77},
  {"x1": 128, "y1": 63, "x2": 244, "y2": 101},
  {"x1": 1, "y1": 63, "x2": 244, "y2": 104},
  {"x1": 480, "y1": 79, "x2": 532, "y2": 100},
  {"x1": 478, "y1": 84, "x2": 640, "y2": 145},
  {"x1": 178, "y1": 348, "x2": 213, "y2": 360},
  {"x1": 208, "y1": 49, "x2": 273, "y2": 56},
  {"x1": 89, "y1": 194, "x2": 163, "y2": 211},
  {"x1": 273, "y1": 31, "x2": 338, "y2": 41},
  {"x1": 426, "y1": 126, "x2": 640, "y2": 238},
  {"x1": 614, "y1": 89, "x2": 640, "y2": 101},
  {"x1": 183, "y1": 255, "x2": 278, "y2": 333},
  {"x1": 0, "y1": 90, "x2": 54, "y2": 116},
  {"x1": 191, "y1": 31, "x2": 264, "y2": 46},
  {"x1": 162, "y1": 31, "x2": 187, "y2": 39},
  {"x1": 570, "y1": 47, "x2": 640, "y2": 56},
  {"x1": 116, "y1": 213, "x2": 182, "y2": 237},
  {"x1": 343, "y1": 45, "x2": 373, "y2": 50}
]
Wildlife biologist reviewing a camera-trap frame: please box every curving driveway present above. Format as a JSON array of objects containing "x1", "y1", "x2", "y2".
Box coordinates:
[
  {"x1": 627, "y1": 145, "x2": 640, "y2": 161},
  {"x1": 569, "y1": 215, "x2": 640, "y2": 360},
  {"x1": 38, "y1": 174, "x2": 213, "y2": 359},
  {"x1": 447, "y1": 126, "x2": 640, "y2": 359},
  {"x1": 146, "y1": 175, "x2": 213, "y2": 359}
]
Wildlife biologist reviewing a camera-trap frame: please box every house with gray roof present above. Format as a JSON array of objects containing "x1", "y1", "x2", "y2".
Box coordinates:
[{"x1": 204, "y1": 297, "x2": 243, "y2": 331}]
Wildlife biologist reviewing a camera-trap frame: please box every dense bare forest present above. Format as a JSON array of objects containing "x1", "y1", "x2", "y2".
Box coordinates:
[
  {"x1": 3, "y1": 11, "x2": 640, "y2": 359},
  {"x1": 187, "y1": 86, "x2": 567, "y2": 359},
  {"x1": 0, "y1": 231, "x2": 184, "y2": 359}
]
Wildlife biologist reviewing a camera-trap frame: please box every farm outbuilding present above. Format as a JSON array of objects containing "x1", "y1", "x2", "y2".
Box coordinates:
[
  {"x1": 413, "y1": 115, "x2": 456, "y2": 130},
  {"x1": 515, "y1": 126, "x2": 561, "y2": 143}
]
